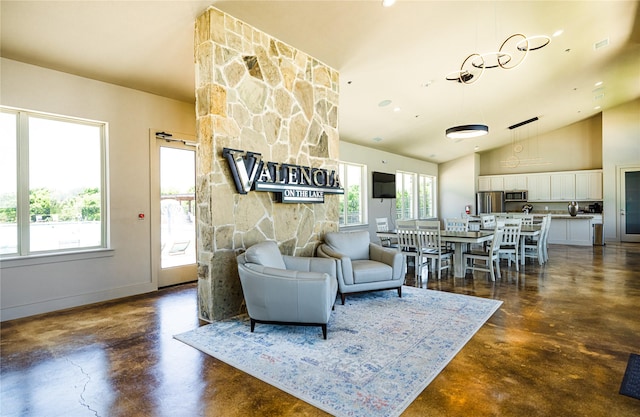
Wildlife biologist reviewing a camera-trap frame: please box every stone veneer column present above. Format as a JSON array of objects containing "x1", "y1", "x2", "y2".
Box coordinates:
[{"x1": 194, "y1": 7, "x2": 340, "y2": 322}]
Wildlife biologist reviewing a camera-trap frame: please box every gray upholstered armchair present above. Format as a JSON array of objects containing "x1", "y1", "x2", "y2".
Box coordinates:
[
  {"x1": 236, "y1": 241, "x2": 338, "y2": 339},
  {"x1": 316, "y1": 230, "x2": 404, "y2": 304}
]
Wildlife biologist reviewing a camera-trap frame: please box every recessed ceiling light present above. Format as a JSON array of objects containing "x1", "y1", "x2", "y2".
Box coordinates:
[
  {"x1": 393, "y1": 107, "x2": 401, "y2": 112},
  {"x1": 382, "y1": 0, "x2": 396, "y2": 7},
  {"x1": 553, "y1": 29, "x2": 564, "y2": 37},
  {"x1": 594, "y1": 81, "x2": 603, "y2": 87},
  {"x1": 378, "y1": 99, "x2": 392, "y2": 107},
  {"x1": 594, "y1": 106, "x2": 601, "y2": 110}
]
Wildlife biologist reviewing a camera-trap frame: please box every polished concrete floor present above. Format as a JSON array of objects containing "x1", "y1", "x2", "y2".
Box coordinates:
[{"x1": 1, "y1": 243, "x2": 639, "y2": 416}]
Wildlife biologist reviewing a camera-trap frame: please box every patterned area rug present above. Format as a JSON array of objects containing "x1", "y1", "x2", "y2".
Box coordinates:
[{"x1": 174, "y1": 286, "x2": 502, "y2": 417}]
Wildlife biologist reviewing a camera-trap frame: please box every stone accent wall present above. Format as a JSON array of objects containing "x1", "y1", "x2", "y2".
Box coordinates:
[{"x1": 194, "y1": 7, "x2": 340, "y2": 322}]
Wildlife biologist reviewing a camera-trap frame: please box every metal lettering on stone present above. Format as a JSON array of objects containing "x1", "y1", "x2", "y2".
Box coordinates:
[{"x1": 222, "y1": 148, "x2": 343, "y2": 203}]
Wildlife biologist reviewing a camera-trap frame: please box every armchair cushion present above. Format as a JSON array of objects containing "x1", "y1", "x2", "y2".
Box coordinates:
[
  {"x1": 324, "y1": 230, "x2": 370, "y2": 260},
  {"x1": 245, "y1": 240, "x2": 286, "y2": 269}
]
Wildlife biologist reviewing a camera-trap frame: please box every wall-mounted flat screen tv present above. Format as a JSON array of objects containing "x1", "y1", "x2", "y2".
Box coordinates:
[{"x1": 372, "y1": 171, "x2": 396, "y2": 199}]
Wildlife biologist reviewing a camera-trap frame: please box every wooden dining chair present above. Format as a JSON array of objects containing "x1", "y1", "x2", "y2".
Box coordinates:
[
  {"x1": 524, "y1": 215, "x2": 548, "y2": 265},
  {"x1": 417, "y1": 226, "x2": 452, "y2": 281},
  {"x1": 396, "y1": 227, "x2": 422, "y2": 284},
  {"x1": 444, "y1": 217, "x2": 469, "y2": 232},
  {"x1": 375, "y1": 217, "x2": 397, "y2": 247},
  {"x1": 463, "y1": 227, "x2": 504, "y2": 281},
  {"x1": 498, "y1": 218, "x2": 522, "y2": 271}
]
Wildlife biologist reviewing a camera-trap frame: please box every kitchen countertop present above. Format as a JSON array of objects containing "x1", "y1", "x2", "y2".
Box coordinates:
[{"x1": 550, "y1": 214, "x2": 594, "y2": 219}]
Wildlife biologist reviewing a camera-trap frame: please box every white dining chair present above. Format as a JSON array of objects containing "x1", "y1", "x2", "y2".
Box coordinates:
[
  {"x1": 417, "y1": 226, "x2": 453, "y2": 281},
  {"x1": 375, "y1": 217, "x2": 397, "y2": 247},
  {"x1": 444, "y1": 218, "x2": 469, "y2": 232},
  {"x1": 463, "y1": 227, "x2": 504, "y2": 281},
  {"x1": 396, "y1": 227, "x2": 422, "y2": 284},
  {"x1": 480, "y1": 214, "x2": 496, "y2": 229},
  {"x1": 498, "y1": 218, "x2": 522, "y2": 271},
  {"x1": 524, "y1": 215, "x2": 548, "y2": 265}
]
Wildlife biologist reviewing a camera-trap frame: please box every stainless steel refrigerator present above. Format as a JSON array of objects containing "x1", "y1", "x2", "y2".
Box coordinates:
[{"x1": 476, "y1": 191, "x2": 505, "y2": 214}]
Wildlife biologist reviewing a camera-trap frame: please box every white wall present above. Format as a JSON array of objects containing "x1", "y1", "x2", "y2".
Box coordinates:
[
  {"x1": 339, "y1": 141, "x2": 438, "y2": 241},
  {"x1": 602, "y1": 98, "x2": 640, "y2": 241},
  {"x1": 0, "y1": 59, "x2": 196, "y2": 321},
  {"x1": 438, "y1": 153, "x2": 480, "y2": 220}
]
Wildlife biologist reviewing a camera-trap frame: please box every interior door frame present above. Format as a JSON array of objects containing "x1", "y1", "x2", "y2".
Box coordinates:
[
  {"x1": 149, "y1": 129, "x2": 198, "y2": 287},
  {"x1": 618, "y1": 164, "x2": 640, "y2": 243}
]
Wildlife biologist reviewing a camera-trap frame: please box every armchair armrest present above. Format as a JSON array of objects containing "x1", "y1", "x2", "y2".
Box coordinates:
[
  {"x1": 317, "y1": 244, "x2": 353, "y2": 285},
  {"x1": 370, "y1": 243, "x2": 404, "y2": 280}
]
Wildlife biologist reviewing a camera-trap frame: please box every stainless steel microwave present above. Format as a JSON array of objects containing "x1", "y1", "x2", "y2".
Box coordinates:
[{"x1": 504, "y1": 191, "x2": 528, "y2": 202}]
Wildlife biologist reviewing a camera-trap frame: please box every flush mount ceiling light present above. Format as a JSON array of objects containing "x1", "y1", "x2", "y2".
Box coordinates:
[{"x1": 446, "y1": 124, "x2": 489, "y2": 139}]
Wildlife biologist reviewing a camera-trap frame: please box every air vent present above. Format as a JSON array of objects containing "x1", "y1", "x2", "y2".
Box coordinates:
[
  {"x1": 508, "y1": 116, "x2": 539, "y2": 130},
  {"x1": 594, "y1": 38, "x2": 610, "y2": 50}
]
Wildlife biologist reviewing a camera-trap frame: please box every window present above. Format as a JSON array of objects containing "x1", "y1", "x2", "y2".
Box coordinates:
[
  {"x1": 0, "y1": 107, "x2": 107, "y2": 257},
  {"x1": 338, "y1": 162, "x2": 365, "y2": 226},
  {"x1": 418, "y1": 174, "x2": 436, "y2": 218},
  {"x1": 396, "y1": 171, "x2": 415, "y2": 219},
  {"x1": 396, "y1": 171, "x2": 436, "y2": 220}
]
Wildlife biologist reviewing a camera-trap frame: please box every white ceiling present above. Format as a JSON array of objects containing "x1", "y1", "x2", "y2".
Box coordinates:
[{"x1": 2, "y1": 1, "x2": 639, "y2": 163}]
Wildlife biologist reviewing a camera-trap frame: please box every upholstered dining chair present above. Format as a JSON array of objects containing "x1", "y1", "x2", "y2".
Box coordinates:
[{"x1": 463, "y1": 226, "x2": 504, "y2": 281}]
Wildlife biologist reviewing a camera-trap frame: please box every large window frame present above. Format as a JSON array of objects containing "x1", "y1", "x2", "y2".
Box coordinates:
[
  {"x1": 338, "y1": 161, "x2": 366, "y2": 227},
  {"x1": 0, "y1": 106, "x2": 109, "y2": 258},
  {"x1": 418, "y1": 173, "x2": 437, "y2": 218},
  {"x1": 396, "y1": 171, "x2": 437, "y2": 220}
]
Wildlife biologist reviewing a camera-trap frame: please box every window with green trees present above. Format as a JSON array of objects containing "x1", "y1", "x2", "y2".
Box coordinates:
[
  {"x1": 0, "y1": 107, "x2": 106, "y2": 256},
  {"x1": 396, "y1": 171, "x2": 436, "y2": 220},
  {"x1": 338, "y1": 162, "x2": 365, "y2": 226}
]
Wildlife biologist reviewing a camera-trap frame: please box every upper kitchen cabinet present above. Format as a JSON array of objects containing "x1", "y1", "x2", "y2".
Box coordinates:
[
  {"x1": 575, "y1": 170, "x2": 603, "y2": 200},
  {"x1": 479, "y1": 169, "x2": 602, "y2": 202},
  {"x1": 503, "y1": 175, "x2": 527, "y2": 190},
  {"x1": 550, "y1": 173, "x2": 576, "y2": 201},
  {"x1": 527, "y1": 174, "x2": 551, "y2": 201},
  {"x1": 479, "y1": 174, "x2": 526, "y2": 191}
]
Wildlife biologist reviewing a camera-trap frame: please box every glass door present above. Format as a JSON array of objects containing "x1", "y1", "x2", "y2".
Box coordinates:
[
  {"x1": 151, "y1": 134, "x2": 197, "y2": 287},
  {"x1": 620, "y1": 167, "x2": 640, "y2": 242}
]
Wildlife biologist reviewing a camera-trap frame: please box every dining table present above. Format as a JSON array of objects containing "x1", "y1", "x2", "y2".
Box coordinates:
[
  {"x1": 376, "y1": 229, "x2": 495, "y2": 278},
  {"x1": 440, "y1": 230, "x2": 495, "y2": 277}
]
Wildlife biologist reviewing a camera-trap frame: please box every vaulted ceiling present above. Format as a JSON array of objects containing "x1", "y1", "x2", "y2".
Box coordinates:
[{"x1": 2, "y1": 1, "x2": 639, "y2": 163}]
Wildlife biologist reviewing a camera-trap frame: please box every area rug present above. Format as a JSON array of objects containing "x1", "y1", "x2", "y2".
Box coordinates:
[{"x1": 174, "y1": 286, "x2": 502, "y2": 417}]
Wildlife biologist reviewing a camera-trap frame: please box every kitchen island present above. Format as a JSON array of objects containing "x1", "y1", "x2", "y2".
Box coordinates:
[{"x1": 547, "y1": 214, "x2": 601, "y2": 246}]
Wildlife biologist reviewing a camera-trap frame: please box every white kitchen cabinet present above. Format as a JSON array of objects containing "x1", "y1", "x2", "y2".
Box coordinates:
[
  {"x1": 478, "y1": 170, "x2": 602, "y2": 202},
  {"x1": 575, "y1": 171, "x2": 603, "y2": 200},
  {"x1": 478, "y1": 177, "x2": 491, "y2": 191},
  {"x1": 478, "y1": 176, "x2": 503, "y2": 191},
  {"x1": 490, "y1": 176, "x2": 504, "y2": 191},
  {"x1": 526, "y1": 174, "x2": 551, "y2": 201},
  {"x1": 503, "y1": 175, "x2": 527, "y2": 190},
  {"x1": 547, "y1": 216, "x2": 593, "y2": 246},
  {"x1": 550, "y1": 173, "x2": 575, "y2": 201}
]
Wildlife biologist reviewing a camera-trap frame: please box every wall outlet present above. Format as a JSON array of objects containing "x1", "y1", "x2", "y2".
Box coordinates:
[{"x1": 545, "y1": 206, "x2": 549, "y2": 211}]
